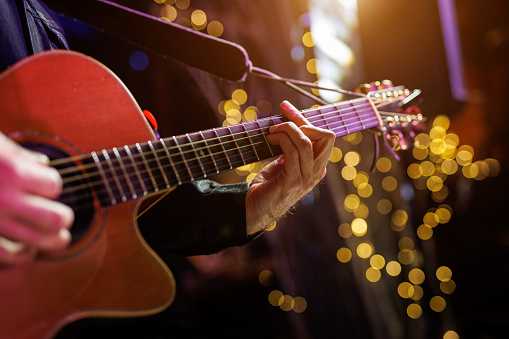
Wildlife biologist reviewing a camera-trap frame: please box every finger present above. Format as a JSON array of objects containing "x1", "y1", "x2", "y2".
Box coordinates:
[
  {"x1": 268, "y1": 122, "x2": 314, "y2": 179},
  {"x1": 300, "y1": 125, "x2": 336, "y2": 163},
  {"x1": 0, "y1": 216, "x2": 71, "y2": 251},
  {"x1": 0, "y1": 191, "x2": 74, "y2": 233},
  {"x1": 280, "y1": 101, "x2": 310, "y2": 127},
  {"x1": 0, "y1": 236, "x2": 36, "y2": 266}
]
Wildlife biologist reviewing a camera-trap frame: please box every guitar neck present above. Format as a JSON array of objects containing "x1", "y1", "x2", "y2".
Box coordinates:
[{"x1": 62, "y1": 97, "x2": 381, "y2": 207}]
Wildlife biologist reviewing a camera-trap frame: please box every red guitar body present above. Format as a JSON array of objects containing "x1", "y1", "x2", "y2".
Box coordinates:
[{"x1": 0, "y1": 51, "x2": 175, "y2": 339}]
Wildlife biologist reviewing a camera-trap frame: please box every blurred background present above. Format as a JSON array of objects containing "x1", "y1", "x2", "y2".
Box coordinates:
[{"x1": 56, "y1": 0, "x2": 509, "y2": 338}]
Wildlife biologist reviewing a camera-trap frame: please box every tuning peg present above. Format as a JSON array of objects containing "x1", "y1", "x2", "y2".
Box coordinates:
[
  {"x1": 381, "y1": 80, "x2": 393, "y2": 89},
  {"x1": 356, "y1": 83, "x2": 373, "y2": 94}
]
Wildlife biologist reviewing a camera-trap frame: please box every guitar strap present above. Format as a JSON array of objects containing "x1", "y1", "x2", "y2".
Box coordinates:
[{"x1": 43, "y1": 0, "x2": 251, "y2": 82}]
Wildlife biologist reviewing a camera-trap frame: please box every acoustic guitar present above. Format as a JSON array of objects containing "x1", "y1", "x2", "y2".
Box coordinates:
[{"x1": 0, "y1": 50, "x2": 424, "y2": 339}]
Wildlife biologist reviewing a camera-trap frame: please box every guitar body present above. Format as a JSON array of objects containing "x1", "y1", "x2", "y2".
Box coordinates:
[{"x1": 0, "y1": 51, "x2": 175, "y2": 339}]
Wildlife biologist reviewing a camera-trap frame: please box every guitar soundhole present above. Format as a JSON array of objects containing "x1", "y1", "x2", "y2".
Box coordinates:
[{"x1": 22, "y1": 142, "x2": 96, "y2": 243}]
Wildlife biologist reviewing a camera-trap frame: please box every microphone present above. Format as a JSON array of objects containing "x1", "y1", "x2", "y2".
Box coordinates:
[{"x1": 44, "y1": 0, "x2": 251, "y2": 82}]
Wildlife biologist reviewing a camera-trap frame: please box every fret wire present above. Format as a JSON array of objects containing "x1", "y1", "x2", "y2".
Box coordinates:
[
  {"x1": 255, "y1": 120, "x2": 274, "y2": 157},
  {"x1": 212, "y1": 127, "x2": 233, "y2": 169},
  {"x1": 125, "y1": 145, "x2": 148, "y2": 196},
  {"x1": 173, "y1": 136, "x2": 194, "y2": 181},
  {"x1": 186, "y1": 133, "x2": 207, "y2": 178},
  {"x1": 113, "y1": 147, "x2": 137, "y2": 199},
  {"x1": 148, "y1": 140, "x2": 170, "y2": 189},
  {"x1": 160, "y1": 138, "x2": 182, "y2": 185},
  {"x1": 91, "y1": 151, "x2": 116, "y2": 205},
  {"x1": 102, "y1": 149, "x2": 126, "y2": 203},
  {"x1": 241, "y1": 123, "x2": 261, "y2": 162},
  {"x1": 199, "y1": 131, "x2": 219, "y2": 174},
  {"x1": 136, "y1": 143, "x2": 158, "y2": 192},
  {"x1": 226, "y1": 125, "x2": 246, "y2": 165}
]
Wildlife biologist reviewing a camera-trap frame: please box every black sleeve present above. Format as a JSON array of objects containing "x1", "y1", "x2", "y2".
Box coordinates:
[{"x1": 138, "y1": 180, "x2": 258, "y2": 256}]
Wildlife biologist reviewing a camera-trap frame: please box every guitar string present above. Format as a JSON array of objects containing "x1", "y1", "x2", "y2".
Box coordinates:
[
  {"x1": 58, "y1": 112, "x2": 412, "y2": 210},
  {"x1": 57, "y1": 116, "x2": 379, "y2": 210},
  {"x1": 51, "y1": 98, "x2": 377, "y2": 169},
  {"x1": 58, "y1": 111, "x2": 380, "y2": 201},
  {"x1": 57, "y1": 107, "x2": 378, "y2": 189},
  {"x1": 54, "y1": 100, "x2": 413, "y2": 205},
  {"x1": 58, "y1": 117, "x2": 411, "y2": 209},
  {"x1": 54, "y1": 97, "x2": 399, "y2": 175},
  {"x1": 54, "y1": 102, "x2": 378, "y2": 182},
  {"x1": 56, "y1": 102, "x2": 409, "y2": 202}
]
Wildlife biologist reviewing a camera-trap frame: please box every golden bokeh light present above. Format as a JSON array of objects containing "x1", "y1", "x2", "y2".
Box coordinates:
[
  {"x1": 344, "y1": 151, "x2": 361, "y2": 166},
  {"x1": 337, "y1": 247, "x2": 352, "y2": 263},
  {"x1": 268, "y1": 290, "x2": 283, "y2": 306},
  {"x1": 415, "y1": 133, "x2": 431, "y2": 148},
  {"x1": 430, "y1": 296, "x2": 446, "y2": 312},
  {"x1": 398, "y1": 237, "x2": 414, "y2": 250},
  {"x1": 344, "y1": 194, "x2": 360, "y2": 212},
  {"x1": 391, "y1": 209, "x2": 408, "y2": 228},
  {"x1": 382, "y1": 176, "x2": 398, "y2": 192},
  {"x1": 413, "y1": 145, "x2": 429, "y2": 161},
  {"x1": 207, "y1": 20, "x2": 224, "y2": 37},
  {"x1": 306, "y1": 58, "x2": 320, "y2": 74},
  {"x1": 293, "y1": 296, "x2": 308, "y2": 313},
  {"x1": 351, "y1": 218, "x2": 368, "y2": 236},
  {"x1": 343, "y1": 132, "x2": 363, "y2": 145},
  {"x1": 427, "y1": 176, "x2": 444, "y2": 192},
  {"x1": 366, "y1": 267, "x2": 382, "y2": 282},
  {"x1": 440, "y1": 279, "x2": 456, "y2": 294},
  {"x1": 407, "y1": 163, "x2": 421, "y2": 179},
  {"x1": 444, "y1": 330, "x2": 460, "y2": 339},
  {"x1": 419, "y1": 161, "x2": 436, "y2": 177},
  {"x1": 175, "y1": 0, "x2": 190, "y2": 10},
  {"x1": 410, "y1": 285, "x2": 424, "y2": 301},
  {"x1": 338, "y1": 223, "x2": 353, "y2": 238},
  {"x1": 353, "y1": 171, "x2": 369, "y2": 187},
  {"x1": 357, "y1": 183, "x2": 373, "y2": 198},
  {"x1": 417, "y1": 224, "x2": 433, "y2": 240},
  {"x1": 376, "y1": 157, "x2": 392, "y2": 173},
  {"x1": 408, "y1": 268, "x2": 425, "y2": 285},
  {"x1": 353, "y1": 202, "x2": 370, "y2": 219},
  {"x1": 377, "y1": 199, "x2": 392, "y2": 214},
  {"x1": 433, "y1": 114, "x2": 451, "y2": 130},
  {"x1": 232, "y1": 89, "x2": 248, "y2": 105},
  {"x1": 398, "y1": 282, "x2": 414, "y2": 299},
  {"x1": 342, "y1": 165, "x2": 357, "y2": 181},
  {"x1": 398, "y1": 249, "x2": 415, "y2": 265},
  {"x1": 160, "y1": 5, "x2": 177, "y2": 21},
  {"x1": 436, "y1": 266, "x2": 453, "y2": 282},
  {"x1": 191, "y1": 9, "x2": 207, "y2": 30},
  {"x1": 386, "y1": 261, "x2": 402, "y2": 276},
  {"x1": 259, "y1": 270, "x2": 274, "y2": 287},
  {"x1": 407, "y1": 303, "x2": 423, "y2": 319},
  {"x1": 302, "y1": 31, "x2": 315, "y2": 47},
  {"x1": 370, "y1": 254, "x2": 386, "y2": 269},
  {"x1": 330, "y1": 147, "x2": 343, "y2": 163},
  {"x1": 280, "y1": 295, "x2": 294, "y2": 312},
  {"x1": 357, "y1": 243, "x2": 373, "y2": 259}
]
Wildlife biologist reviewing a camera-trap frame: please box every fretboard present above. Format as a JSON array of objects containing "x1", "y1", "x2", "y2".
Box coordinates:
[{"x1": 62, "y1": 97, "x2": 380, "y2": 207}]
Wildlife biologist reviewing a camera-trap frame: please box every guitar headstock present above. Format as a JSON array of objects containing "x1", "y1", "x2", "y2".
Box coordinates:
[{"x1": 357, "y1": 80, "x2": 427, "y2": 151}]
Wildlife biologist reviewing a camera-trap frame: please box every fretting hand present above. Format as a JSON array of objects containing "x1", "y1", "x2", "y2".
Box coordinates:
[{"x1": 245, "y1": 101, "x2": 335, "y2": 234}]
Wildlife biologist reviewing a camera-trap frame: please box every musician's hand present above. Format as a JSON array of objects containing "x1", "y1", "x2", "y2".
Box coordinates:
[
  {"x1": 245, "y1": 101, "x2": 335, "y2": 234},
  {"x1": 0, "y1": 133, "x2": 74, "y2": 265}
]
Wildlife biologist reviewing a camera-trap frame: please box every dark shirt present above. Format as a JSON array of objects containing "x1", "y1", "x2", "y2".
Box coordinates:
[{"x1": 0, "y1": 0, "x2": 253, "y2": 256}]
